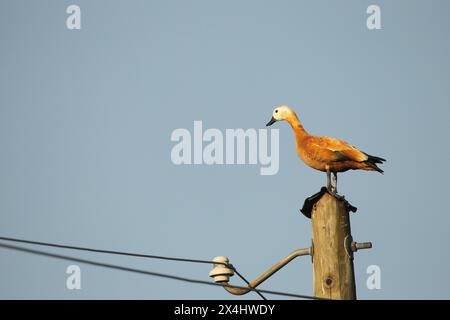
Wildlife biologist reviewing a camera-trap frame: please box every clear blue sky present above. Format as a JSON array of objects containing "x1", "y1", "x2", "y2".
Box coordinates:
[{"x1": 1, "y1": 0, "x2": 449, "y2": 299}]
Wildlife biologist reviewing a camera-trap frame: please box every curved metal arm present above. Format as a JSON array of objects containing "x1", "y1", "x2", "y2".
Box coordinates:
[{"x1": 223, "y1": 247, "x2": 311, "y2": 295}]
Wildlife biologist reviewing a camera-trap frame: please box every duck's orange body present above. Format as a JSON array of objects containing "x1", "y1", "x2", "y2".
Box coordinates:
[
  {"x1": 292, "y1": 120, "x2": 380, "y2": 173},
  {"x1": 266, "y1": 105, "x2": 385, "y2": 192}
]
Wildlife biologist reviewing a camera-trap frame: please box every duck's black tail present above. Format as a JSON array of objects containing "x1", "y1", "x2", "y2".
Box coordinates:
[{"x1": 363, "y1": 153, "x2": 386, "y2": 174}]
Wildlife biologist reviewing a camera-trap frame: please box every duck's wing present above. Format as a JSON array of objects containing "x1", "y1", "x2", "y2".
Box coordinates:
[{"x1": 306, "y1": 136, "x2": 368, "y2": 163}]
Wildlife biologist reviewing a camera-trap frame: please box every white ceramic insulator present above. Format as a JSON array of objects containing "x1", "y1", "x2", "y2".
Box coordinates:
[{"x1": 209, "y1": 256, "x2": 234, "y2": 283}]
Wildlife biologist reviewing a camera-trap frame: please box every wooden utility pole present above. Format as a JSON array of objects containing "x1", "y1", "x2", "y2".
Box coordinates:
[
  {"x1": 302, "y1": 190, "x2": 372, "y2": 300},
  {"x1": 311, "y1": 192, "x2": 356, "y2": 299}
]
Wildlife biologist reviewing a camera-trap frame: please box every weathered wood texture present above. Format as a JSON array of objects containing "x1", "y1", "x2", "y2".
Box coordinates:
[{"x1": 311, "y1": 192, "x2": 356, "y2": 300}]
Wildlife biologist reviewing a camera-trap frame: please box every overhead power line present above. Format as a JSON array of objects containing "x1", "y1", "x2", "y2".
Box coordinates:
[
  {"x1": 0, "y1": 236, "x2": 218, "y2": 265},
  {"x1": 0, "y1": 235, "x2": 266, "y2": 299},
  {"x1": 0, "y1": 241, "x2": 319, "y2": 300},
  {"x1": 0, "y1": 236, "x2": 322, "y2": 299}
]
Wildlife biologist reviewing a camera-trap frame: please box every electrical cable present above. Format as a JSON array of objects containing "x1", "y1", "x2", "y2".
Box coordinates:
[
  {"x1": 0, "y1": 236, "x2": 267, "y2": 299},
  {"x1": 0, "y1": 236, "x2": 320, "y2": 300}
]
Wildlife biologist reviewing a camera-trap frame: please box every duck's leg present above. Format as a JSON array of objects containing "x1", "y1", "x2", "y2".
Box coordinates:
[
  {"x1": 333, "y1": 172, "x2": 338, "y2": 194},
  {"x1": 326, "y1": 167, "x2": 332, "y2": 192}
]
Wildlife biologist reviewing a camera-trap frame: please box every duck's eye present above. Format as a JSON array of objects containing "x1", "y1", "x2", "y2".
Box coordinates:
[{"x1": 275, "y1": 110, "x2": 278, "y2": 113}]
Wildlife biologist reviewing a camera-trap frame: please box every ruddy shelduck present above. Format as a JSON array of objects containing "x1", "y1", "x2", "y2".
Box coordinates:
[{"x1": 266, "y1": 105, "x2": 385, "y2": 193}]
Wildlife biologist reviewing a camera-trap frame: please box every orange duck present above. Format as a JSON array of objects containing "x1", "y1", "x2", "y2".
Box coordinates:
[{"x1": 266, "y1": 105, "x2": 385, "y2": 193}]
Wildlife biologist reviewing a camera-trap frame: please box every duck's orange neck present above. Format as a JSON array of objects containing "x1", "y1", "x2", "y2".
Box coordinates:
[{"x1": 285, "y1": 113, "x2": 308, "y2": 141}]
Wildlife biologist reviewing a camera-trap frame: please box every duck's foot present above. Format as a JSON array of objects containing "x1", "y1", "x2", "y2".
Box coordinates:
[
  {"x1": 327, "y1": 186, "x2": 343, "y2": 200},
  {"x1": 330, "y1": 190, "x2": 345, "y2": 201},
  {"x1": 327, "y1": 189, "x2": 357, "y2": 211}
]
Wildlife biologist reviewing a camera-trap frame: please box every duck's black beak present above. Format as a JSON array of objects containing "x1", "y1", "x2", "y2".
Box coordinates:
[{"x1": 266, "y1": 116, "x2": 277, "y2": 126}]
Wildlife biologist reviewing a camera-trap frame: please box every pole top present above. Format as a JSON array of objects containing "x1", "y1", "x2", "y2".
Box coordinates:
[{"x1": 300, "y1": 187, "x2": 357, "y2": 219}]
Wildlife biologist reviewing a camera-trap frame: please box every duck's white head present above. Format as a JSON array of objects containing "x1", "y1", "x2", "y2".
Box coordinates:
[{"x1": 266, "y1": 105, "x2": 297, "y2": 126}]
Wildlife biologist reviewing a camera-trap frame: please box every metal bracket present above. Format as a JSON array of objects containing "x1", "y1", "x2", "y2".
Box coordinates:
[
  {"x1": 344, "y1": 236, "x2": 373, "y2": 259},
  {"x1": 209, "y1": 247, "x2": 311, "y2": 296},
  {"x1": 344, "y1": 235, "x2": 354, "y2": 260},
  {"x1": 351, "y1": 241, "x2": 373, "y2": 252}
]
